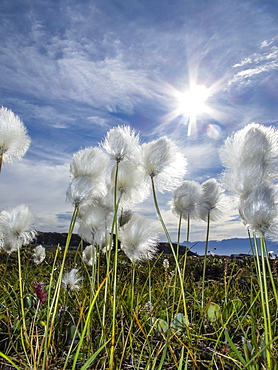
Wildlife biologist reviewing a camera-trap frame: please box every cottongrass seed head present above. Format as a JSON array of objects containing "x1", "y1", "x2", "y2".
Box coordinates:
[
  {"x1": 238, "y1": 184, "x2": 278, "y2": 236},
  {"x1": 172, "y1": 180, "x2": 202, "y2": 221},
  {"x1": 0, "y1": 107, "x2": 31, "y2": 171},
  {"x1": 198, "y1": 179, "x2": 224, "y2": 221},
  {"x1": 0, "y1": 204, "x2": 37, "y2": 254},
  {"x1": 101, "y1": 125, "x2": 141, "y2": 163},
  {"x1": 32, "y1": 245, "x2": 46, "y2": 265},
  {"x1": 141, "y1": 136, "x2": 187, "y2": 193},
  {"x1": 220, "y1": 123, "x2": 278, "y2": 197},
  {"x1": 82, "y1": 244, "x2": 97, "y2": 266},
  {"x1": 110, "y1": 160, "x2": 150, "y2": 208},
  {"x1": 62, "y1": 268, "x2": 83, "y2": 291},
  {"x1": 69, "y1": 147, "x2": 109, "y2": 179},
  {"x1": 119, "y1": 213, "x2": 158, "y2": 263}
]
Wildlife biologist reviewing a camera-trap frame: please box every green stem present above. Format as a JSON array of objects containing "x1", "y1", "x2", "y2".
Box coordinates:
[
  {"x1": 201, "y1": 211, "x2": 210, "y2": 308},
  {"x1": 253, "y1": 234, "x2": 271, "y2": 368},
  {"x1": 150, "y1": 177, "x2": 190, "y2": 334},
  {"x1": 42, "y1": 205, "x2": 79, "y2": 369},
  {"x1": 182, "y1": 214, "x2": 190, "y2": 279},
  {"x1": 17, "y1": 247, "x2": 31, "y2": 368},
  {"x1": 109, "y1": 160, "x2": 121, "y2": 370}
]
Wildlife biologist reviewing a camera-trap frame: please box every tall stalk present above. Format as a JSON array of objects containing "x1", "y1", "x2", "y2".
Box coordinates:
[
  {"x1": 109, "y1": 160, "x2": 120, "y2": 370},
  {"x1": 150, "y1": 176, "x2": 190, "y2": 336},
  {"x1": 42, "y1": 205, "x2": 79, "y2": 370},
  {"x1": 252, "y1": 234, "x2": 273, "y2": 368},
  {"x1": 17, "y1": 247, "x2": 32, "y2": 369},
  {"x1": 201, "y1": 211, "x2": 210, "y2": 308}
]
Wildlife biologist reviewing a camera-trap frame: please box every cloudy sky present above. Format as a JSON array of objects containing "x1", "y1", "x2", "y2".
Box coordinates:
[{"x1": 1, "y1": 0, "x2": 277, "y2": 246}]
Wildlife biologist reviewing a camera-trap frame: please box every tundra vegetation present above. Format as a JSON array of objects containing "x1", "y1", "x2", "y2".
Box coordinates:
[{"x1": 0, "y1": 108, "x2": 277, "y2": 369}]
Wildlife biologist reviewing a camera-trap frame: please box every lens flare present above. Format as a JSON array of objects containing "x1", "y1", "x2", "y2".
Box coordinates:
[{"x1": 206, "y1": 123, "x2": 222, "y2": 140}]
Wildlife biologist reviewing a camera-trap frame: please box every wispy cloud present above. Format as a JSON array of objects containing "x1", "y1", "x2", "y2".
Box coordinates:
[{"x1": 228, "y1": 37, "x2": 278, "y2": 89}]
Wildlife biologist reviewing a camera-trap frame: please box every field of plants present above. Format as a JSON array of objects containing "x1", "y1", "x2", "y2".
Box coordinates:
[
  {"x1": 0, "y1": 108, "x2": 278, "y2": 369},
  {"x1": 0, "y1": 242, "x2": 277, "y2": 370}
]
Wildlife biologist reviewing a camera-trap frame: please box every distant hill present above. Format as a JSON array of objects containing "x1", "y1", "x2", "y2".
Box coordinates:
[
  {"x1": 182, "y1": 238, "x2": 278, "y2": 256},
  {"x1": 34, "y1": 231, "x2": 198, "y2": 256},
  {"x1": 34, "y1": 232, "x2": 278, "y2": 257}
]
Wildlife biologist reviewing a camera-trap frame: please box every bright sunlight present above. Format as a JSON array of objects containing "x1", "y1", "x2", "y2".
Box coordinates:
[{"x1": 177, "y1": 85, "x2": 210, "y2": 117}]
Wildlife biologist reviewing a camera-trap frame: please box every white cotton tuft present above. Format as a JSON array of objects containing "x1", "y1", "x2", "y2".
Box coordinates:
[
  {"x1": 0, "y1": 107, "x2": 31, "y2": 169},
  {"x1": 141, "y1": 137, "x2": 187, "y2": 193},
  {"x1": 110, "y1": 160, "x2": 150, "y2": 208},
  {"x1": 220, "y1": 123, "x2": 278, "y2": 198},
  {"x1": 62, "y1": 269, "x2": 83, "y2": 291},
  {"x1": 66, "y1": 175, "x2": 107, "y2": 207},
  {"x1": 0, "y1": 204, "x2": 37, "y2": 254},
  {"x1": 119, "y1": 213, "x2": 158, "y2": 262},
  {"x1": 70, "y1": 147, "x2": 109, "y2": 178},
  {"x1": 172, "y1": 181, "x2": 202, "y2": 221},
  {"x1": 238, "y1": 185, "x2": 278, "y2": 235},
  {"x1": 82, "y1": 244, "x2": 97, "y2": 266},
  {"x1": 78, "y1": 204, "x2": 112, "y2": 247},
  {"x1": 198, "y1": 179, "x2": 223, "y2": 221},
  {"x1": 101, "y1": 125, "x2": 141, "y2": 163},
  {"x1": 32, "y1": 245, "x2": 46, "y2": 265}
]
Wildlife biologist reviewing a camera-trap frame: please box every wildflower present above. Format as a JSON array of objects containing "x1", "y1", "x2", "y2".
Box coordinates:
[
  {"x1": 143, "y1": 300, "x2": 153, "y2": 313},
  {"x1": 33, "y1": 281, "x2": 47, "y2": 309},
  {"x1": 119, "y1": 213, "x2": 158, "y2": 262},
  {"x1": 82, "y1": 244, "x2": 96, "y2": 266},
  {"x1": 0, "y1": 107, "x2": 31, "y2": 172},
  {"x1": 198, "y1": 179, "x2": 223, "y2": 221},
  {"x1": 141, "y1": 136, "x2": 187, "y2": 192},
  {"x1": 163, "y1": 258, "x2": 169, "y2": 269},
  {"x1": 0, "y1": 204, "x2": 37, "y2": 254},
  {"x1": 62, "y1": 268, "x2": 83, "y2": 291},
  {"x1": 238, "y1": 185, "x2": 278, "y2": 236},
  {"x1": 101, "y1": 125, "x2": 141, "y2": 163},
  {"x1": 32, "y1": 245, "x2": 46, "y2": 265},
  {"x1": 172, "y1": 180, "x2": 202, "y2": 221}
]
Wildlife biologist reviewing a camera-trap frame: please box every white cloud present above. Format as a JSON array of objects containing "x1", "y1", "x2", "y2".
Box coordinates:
[
  {"x1": 228, "y1": 37, "x2": 278, "y2": 88},
  {"x1": 0, "y1": 159, "x2": 73, "y2": 232}
]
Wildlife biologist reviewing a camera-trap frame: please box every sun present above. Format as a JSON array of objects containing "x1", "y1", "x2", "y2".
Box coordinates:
[{"x1": 177, "y1": 85, "x2": 210, "y2": 117}]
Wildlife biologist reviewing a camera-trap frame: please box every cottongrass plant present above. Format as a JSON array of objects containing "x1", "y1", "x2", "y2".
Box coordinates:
[
  {"x1": 119, "y1": 213, "x2": 158, "y2": 263},
  {"x1": 198, "y1": 178, "x2": 223, "y2": 308},
  {"x1": 220, "y1": 123, "x2": 278, "y2": 368},
  {"x1": 0, "y1": 204, "x2": 37, "y2": 367},
  {"x1": 140, "y1": 136, "x2": 192, "y2": 338},
  {"x1": 62, "y1": 268, "x2": 83, "y2": 291},
  {"x1": 101, "y1": 125, "x2": 143, "y2": 369},
  {"x1": 172, "y1": 180, "x2": 202, "y2": 255},
  {"x1": 0, "y1": 107, "x2": 30, "y2": 173},
  {"x1": 82, "y1": 244, "x2": 97, "y2": 267},
  {"x1": 32, "y1": 245, "x2": 46, "y2": 265},
  {"x1": 3, "y1": 122, "x2": 278, "y2": 369}
]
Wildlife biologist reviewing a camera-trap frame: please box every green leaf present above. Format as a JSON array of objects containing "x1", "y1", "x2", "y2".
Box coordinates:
[
  {"x1": 222, "y1": 299, "x2": 243, "y2": 321},
  {"x1": 170, "y1": 313, "x2": 187, "y2": 335},
  {"x1": 152, "y1": 318, "x2": 169, "y2": 334},
  {"x1": 80, "y1": 340, "x2": 110, "y2": 370},
  {"x1": 207, "y1": 302, "x2": 221, "y2": 323}
]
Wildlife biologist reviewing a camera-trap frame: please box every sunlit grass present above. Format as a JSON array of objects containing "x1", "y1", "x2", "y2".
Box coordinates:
[{"x1": 1, "y1": 245, "x2": 277, "y2": 369}]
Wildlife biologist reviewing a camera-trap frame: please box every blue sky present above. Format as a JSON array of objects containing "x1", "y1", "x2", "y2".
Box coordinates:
[{"x1": 0, "y1": 0, "x2": 278, "y2": 245}]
